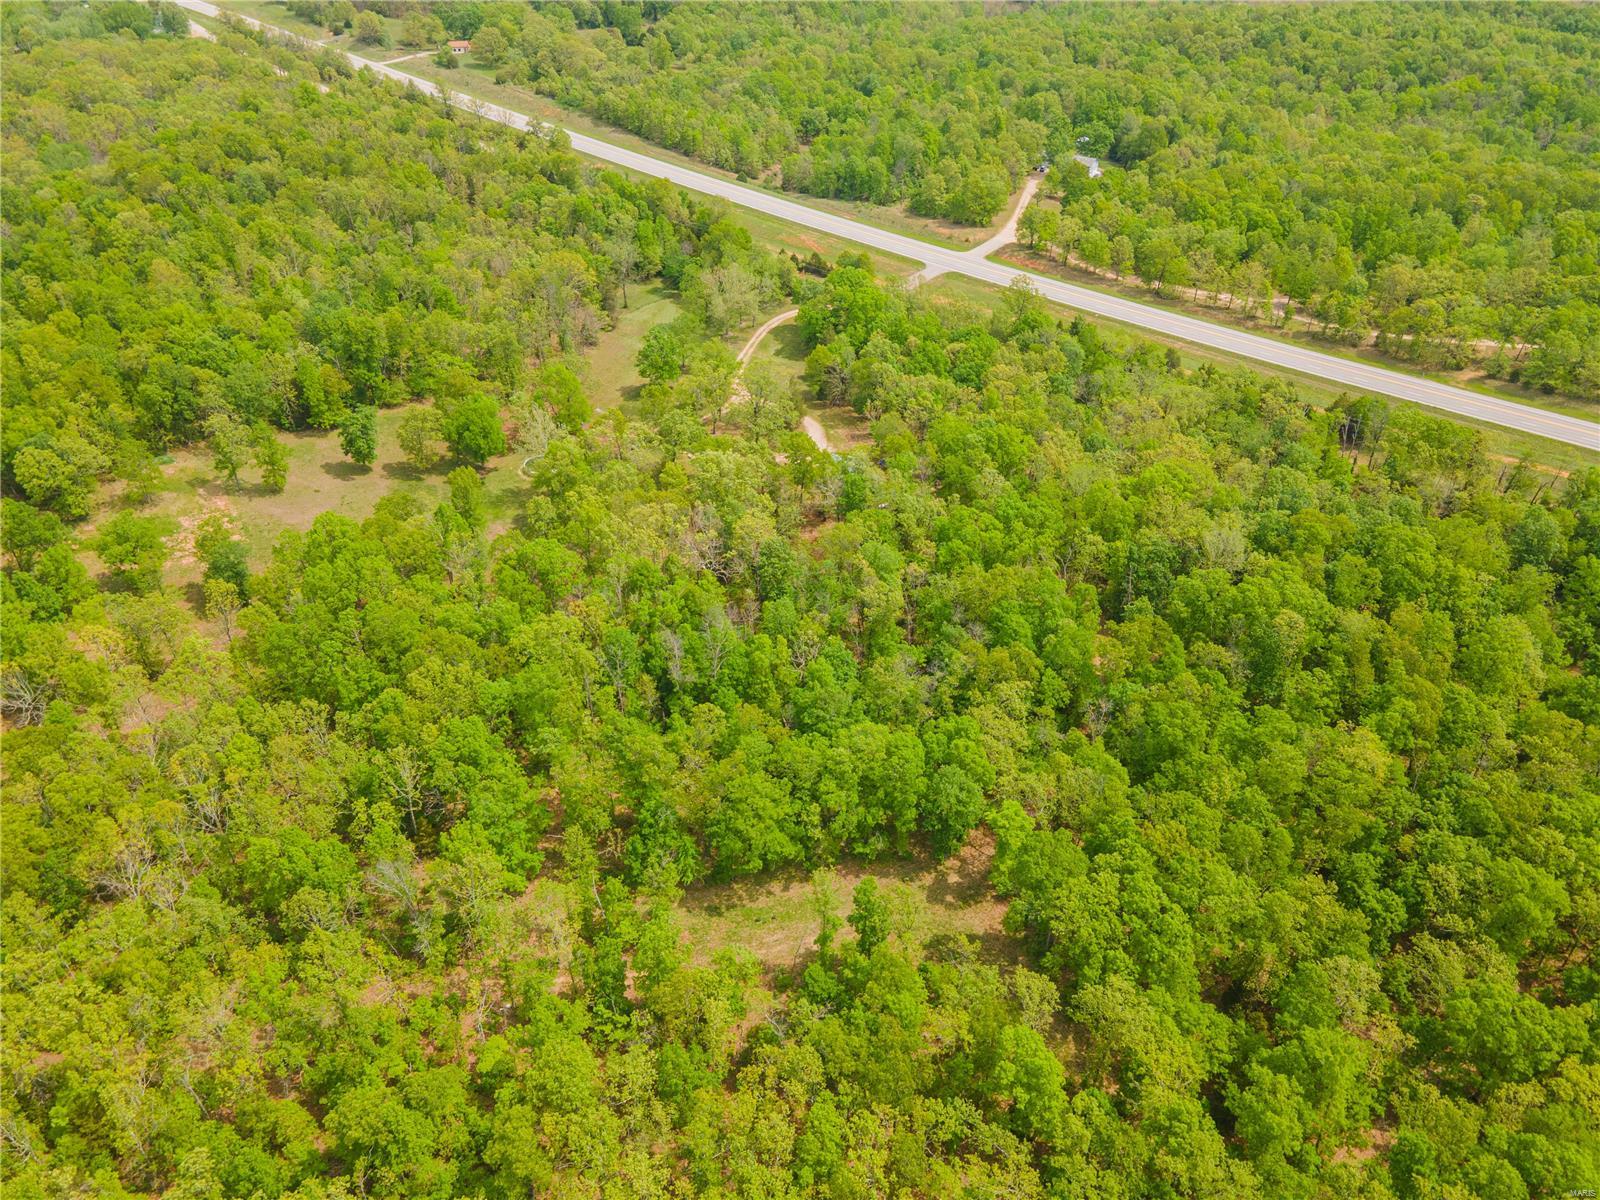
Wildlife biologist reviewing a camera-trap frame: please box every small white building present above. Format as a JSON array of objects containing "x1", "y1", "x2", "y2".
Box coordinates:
[{"x1": 1072, "y1": 136, "x2": 1103, "y2": 178}]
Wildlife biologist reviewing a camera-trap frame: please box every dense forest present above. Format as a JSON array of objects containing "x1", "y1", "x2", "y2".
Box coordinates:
[
  {"x1": 4, "y1": 8, "x2": 1600, "y2": 1200},
  {"x1": 338, "y1": 0, "x2": 1600, "y2": 393}
]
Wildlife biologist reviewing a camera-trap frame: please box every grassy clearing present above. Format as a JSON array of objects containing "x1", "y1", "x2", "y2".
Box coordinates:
[
  {"x1": 922, "y1": 275, "x2": 1600, "y2": 474},
  {"x1": 806, "y1": 405, "x2": 874, "y2": 454},
  {"x1": 586, "y1": 279, "x2": 683, "y2": 412},
  {"x1": 731, "y1": 208, "x2": 921, "y2": 279},
  {"x1": 101, "y1": 405, "x2": 528, "y2": 598},
  {"x1": 734, "y1": 313, "x2": 870, "y2": 452},
  {"x1": 744, "y1": 320, "x2": 810, "y2": 386},
  {"x1": 673, "y1": 831, "x2": 1010, "y2": 982},
  {"x1": 994, "y1": 246, "x2": 1600, "y2": 426}
]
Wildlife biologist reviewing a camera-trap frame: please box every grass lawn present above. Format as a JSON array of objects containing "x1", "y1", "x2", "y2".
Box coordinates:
[
  {"x1": 922, "y1": 275, "x2": 1600, "y2": 475},
  {"x1": 805, "y1": 405, "x2": 874, "y2": 454},
  {"x1": 586, "y1": 279, "x2": 683, "y2": 411},
  {"x1": 744, "y1": 320, "x2": 810, "y2": 388}
]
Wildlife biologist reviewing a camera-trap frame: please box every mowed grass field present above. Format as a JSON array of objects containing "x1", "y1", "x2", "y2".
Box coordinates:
[{"x1": 743, "y1": 318, "x2": 809, "y2": 387}]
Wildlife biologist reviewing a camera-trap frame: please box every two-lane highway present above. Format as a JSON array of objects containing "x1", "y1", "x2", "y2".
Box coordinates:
[{"x1": 177, "y1": 0, "x2": 1597, "y2": 451}]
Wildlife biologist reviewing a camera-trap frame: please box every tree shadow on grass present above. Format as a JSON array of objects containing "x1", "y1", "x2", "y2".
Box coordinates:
[
  {"x1": 180, "y1": 579, "x2": 207, "y2": 616},
  {"x1": 94, "y1": 570, "x2": 133, "y2": 594},
  {"x1": 320, "y1": 460, "x2": 371, "y2": 481},
  {"x1": 381, "y1": 461, "x2": 426, "y2": 481},
  {"x1": 767, "y1": 322, "x2": 809, "y2": 361},
  {"x1": 232, "y1": 480, "x2": 285, "y2": 499}
]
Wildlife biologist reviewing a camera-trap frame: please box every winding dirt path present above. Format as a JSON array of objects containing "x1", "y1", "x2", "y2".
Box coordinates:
[
  {"x1": 725, "y1": 308, "x2": 835, "y2": 453},
  {"x1": 737, "y1": 307, "x2": 799, "y2": 366}
]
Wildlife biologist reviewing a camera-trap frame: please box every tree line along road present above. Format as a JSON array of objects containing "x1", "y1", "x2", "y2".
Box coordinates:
[{"x1": 177, "y1": 0, "x2": 1598, "y2": 452}]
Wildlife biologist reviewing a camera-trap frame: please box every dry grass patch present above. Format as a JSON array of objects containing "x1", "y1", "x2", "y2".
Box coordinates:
[
  {"x1": 674, "y1": 829, "x2": 1012, "y2": 980},
  {"x1": 109, "y1": 405, "x2": 526, "y2": 593}
]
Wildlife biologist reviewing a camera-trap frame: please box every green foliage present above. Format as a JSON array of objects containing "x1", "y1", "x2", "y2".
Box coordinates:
[
  {"x1": 4, "y1": 19, "x2": 1598, "y2": 1200},
  {"x1": 10, "y1": 437, "x2": 104, "y2": 518},
  {"x1": 441, "y1": 397, "x2": 505, "y2": 465},
  {"x1": 3, "y1": 29, "x2": 744, "y2": 519},
  {"x1": 252, "y1": 425, "x2": 290, "y2": 494},
  {"x1": 194, "y1": 514, "x2": 249, "y2": 595},
  {"x1": 1, "y1": 501, "x2": 66, "y2": 573},
  {"x1": 396, "y1": 407, "x2": 442, "y2": 473},
  {"x1": 206, "y1": 412, "x2": 253, "y2": 488},
  {"x1": 339, "y1": 406, "x2": 378, "y2": 467},
  {"x1": 90, "y1": 511, "x2": 167, "y2": 594},
  {"x1": 352, "y1": 10, "x2": 387, "y2": 47},
  {"x1": 472, "y1": 25, "x2": 507, "y2": 66},
  {"x1": 847, "y1": 877, "x2": 891, "y2": 956},
  {"x1": 480, "y1": 1, "x2": 1599, "y2": 387},
  {"x1": 530, "y1": 364, "x2": 590, "y2": 435},
  {"x1": 445, "y1": 467, "x2": 487, "y2": 532},
  {"x1": 637, "y1": 325, "x2": 687, "y2": 385}
]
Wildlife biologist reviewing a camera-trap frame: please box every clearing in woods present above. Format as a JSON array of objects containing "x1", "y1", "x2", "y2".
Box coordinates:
[
  {"x1": 99, "y1": 405, "x2": 526, "y2": 595},
  {"x1": 585, "y1": 278, "x2": 683, "y2": 411},
  {"x1": 673, "y1": 829, "x2": 1012, "y2": 981}
]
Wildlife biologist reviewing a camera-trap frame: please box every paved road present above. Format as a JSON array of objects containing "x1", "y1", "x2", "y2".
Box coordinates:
[
  {"x1": 918, "y1": 172, "x2": 1044, "y2": 284},
  {"x1": 178, "y1": 0, "x2": 1597, "y2": 451}
]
